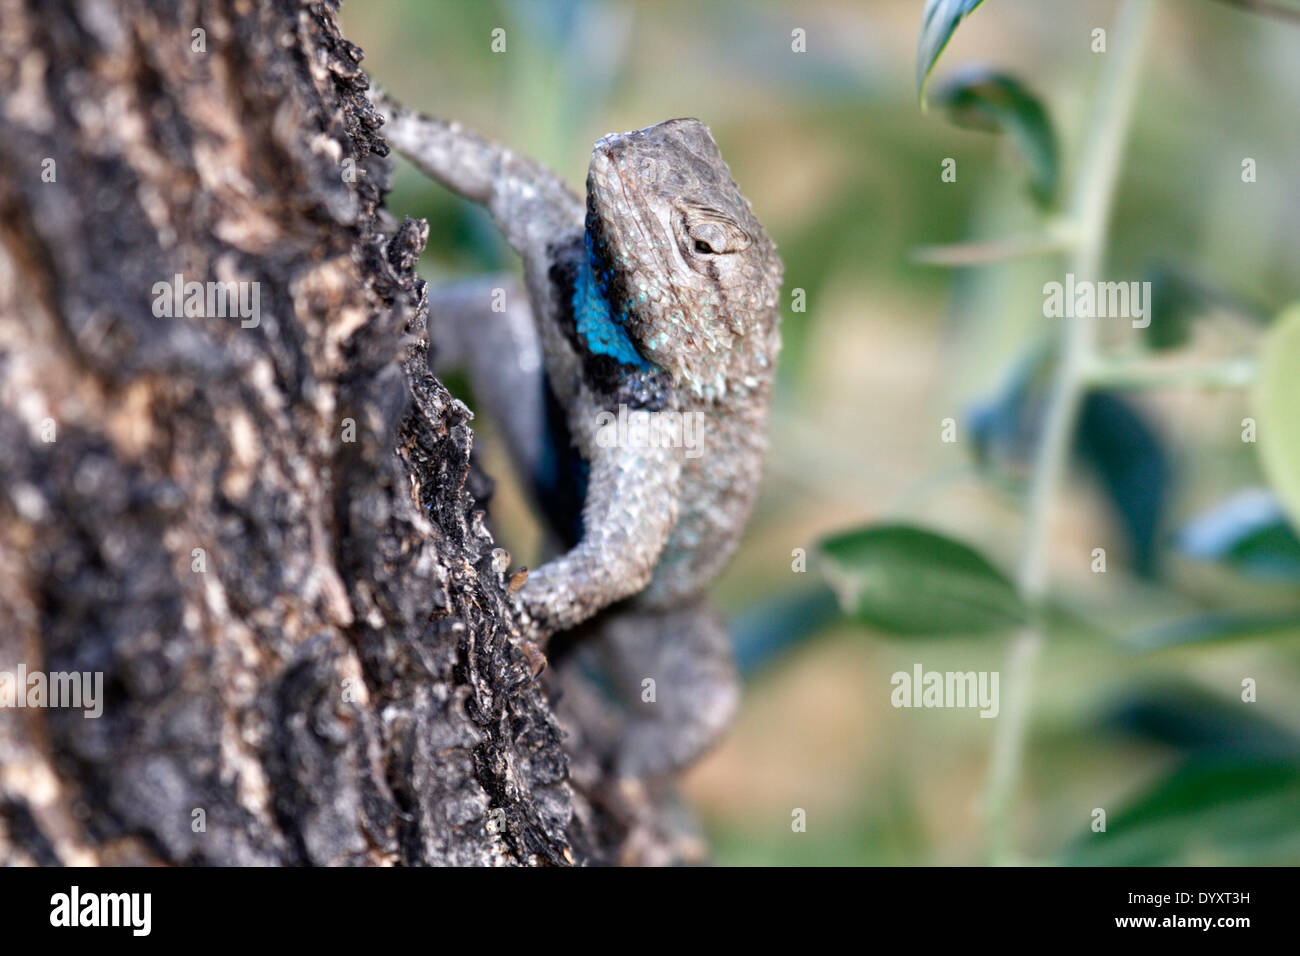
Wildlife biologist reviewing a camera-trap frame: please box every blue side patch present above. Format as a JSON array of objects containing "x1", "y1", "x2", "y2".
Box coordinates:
[{"x1": 572, "y1": 232, "x2": 651, "y2": 369}]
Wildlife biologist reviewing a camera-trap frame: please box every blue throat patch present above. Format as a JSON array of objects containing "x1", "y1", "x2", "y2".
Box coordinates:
[{"x1": 572, "y1": 231, "x2": 652, "y2": 370}]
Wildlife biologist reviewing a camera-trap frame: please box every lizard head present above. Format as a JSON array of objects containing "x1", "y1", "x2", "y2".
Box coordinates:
[{"x1": 584, "y1": 118, "x2": 783, "y2": 403}]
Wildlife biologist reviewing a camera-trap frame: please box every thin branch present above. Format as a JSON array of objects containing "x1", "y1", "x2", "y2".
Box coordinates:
[
  {"x1": 911, "y1": 230, "x2": 1075, "y2": 266},
  {"x1": 1083, "y1": 356, "x2": 1256, "y2": 390},
  {"x1": 984, "y1": 0, "x2": 1155, "y2": 866}
]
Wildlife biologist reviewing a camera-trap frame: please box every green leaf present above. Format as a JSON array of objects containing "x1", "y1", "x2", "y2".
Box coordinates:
[
  {"x1": 1143, "y1": 263, "x2": 1212, "y2": 351},
  {"x1": 1176, "y1": 487, "x2": 1300, "y2": 581},
  {"x1": 1097, "y1": 681, "x2": 1300, "y2": 758},
  {"x1": 731, "y1": 584, "x2": 841, "y2": 676},
  {"x1": 1064, "y1": 760, "x2": 1300, "y2": 865},
  {"x1": 1143, "y1": 262, "x2": 1269, "y2": 351},
  {"x1": 1124, "y1": 611, "x2": 1300, "y2": 652},
  {"x1": 818, "y1": 524, "x2": 1027, "y2": 635},
  {"x1": 933, "y1": 69, "x2": 1059, "y2": 208},
  {"x1": 1254, "y1": 304, "x2": 1300, "y2": 534},
  {"x1": 916, "y1": 0, "x2": 988, "y2": 101}
]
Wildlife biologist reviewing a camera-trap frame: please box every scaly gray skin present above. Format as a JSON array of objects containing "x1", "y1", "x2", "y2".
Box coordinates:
[{"x1": 373, "y1": 89, "x2": 782, "y2": 776}]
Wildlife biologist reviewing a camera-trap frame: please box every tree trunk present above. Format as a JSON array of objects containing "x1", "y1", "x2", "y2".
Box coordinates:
[{"x1": 0, "y1": 0, "x2": 668, "y2": 866}]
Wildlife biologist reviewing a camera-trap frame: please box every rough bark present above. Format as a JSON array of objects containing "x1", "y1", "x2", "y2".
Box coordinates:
[{"x1": 0, "y1": 0, "x2": 600, "y2": 866}]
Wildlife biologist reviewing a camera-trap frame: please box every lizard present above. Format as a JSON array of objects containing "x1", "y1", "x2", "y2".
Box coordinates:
[{"x1": 371, "y1": 87, "x2": 783, "y2": 779}]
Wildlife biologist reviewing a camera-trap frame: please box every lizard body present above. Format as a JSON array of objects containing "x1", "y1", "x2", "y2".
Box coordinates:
[{"x1": 373, "y1": 90, "x2": 782, "y2": 776}]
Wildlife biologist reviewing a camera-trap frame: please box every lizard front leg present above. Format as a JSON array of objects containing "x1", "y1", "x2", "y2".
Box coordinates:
[
  {"x1": 373, "y1": 89, "x2": 672, "y2": 639},
  {"x1": 370, "y1": 87, "x2": 583, "y2": 269},
  {"x1": 520, "y1": 438, "x2": 681, "y2": 639}
]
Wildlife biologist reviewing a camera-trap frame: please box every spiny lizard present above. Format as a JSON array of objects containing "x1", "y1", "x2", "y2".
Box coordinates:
[{"x1": 372, "y1": 88, "x2": 782, "y2": 777}]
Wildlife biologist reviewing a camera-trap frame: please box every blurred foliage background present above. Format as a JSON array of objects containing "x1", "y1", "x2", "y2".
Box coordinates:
[{"x1": 344, "y1": 0, "x2": 1300, "y2": 865}]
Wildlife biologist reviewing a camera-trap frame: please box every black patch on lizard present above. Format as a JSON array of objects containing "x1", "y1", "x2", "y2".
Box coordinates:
[{"x1": 547, "y1": 232, "x2": 671, "y2": 412}]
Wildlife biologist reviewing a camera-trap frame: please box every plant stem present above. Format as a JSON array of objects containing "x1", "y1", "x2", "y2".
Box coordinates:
[
  {"x1": 984, "y1": 0, "x2": 1155, "y2": 865},
  {"x1": 1084, "y1": 356, "x2": 1256, "y2": 390}
]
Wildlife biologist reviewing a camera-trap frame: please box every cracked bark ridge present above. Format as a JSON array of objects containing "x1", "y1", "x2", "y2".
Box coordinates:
[{"x1": 0, "y1": 0, "x2": 578, "y2": 866}]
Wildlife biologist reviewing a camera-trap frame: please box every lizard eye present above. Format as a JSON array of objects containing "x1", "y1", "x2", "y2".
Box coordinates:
[
  {"x1": 674, "y1": 199, "x2": 751, "y2": 260},
  {"x1": 683, "y1": 214, "x2": 750, "y2": 256}
]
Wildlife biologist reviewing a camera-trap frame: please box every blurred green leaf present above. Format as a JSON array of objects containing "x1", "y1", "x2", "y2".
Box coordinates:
[
  {"x1": 969, "y1": 348, "x2": 1168, "y2": 577},
  {"x1": 731, "y1": 583, "x2": 841, "y2": 676},
  {"x1": 933, "y1": 68, "x2": 1059, "y2": 208},
  {"x1": 819, "y1": 524, "x2": 1027, "y2": 635},
  {"x1": 1064, "y1": 759, "x2": 1300, "y2": 865},
  {"x1": 1254, "y1": 304, "x2": 1300, "y2": 534},
  {"x1": 1124, "y1": 610, "x2": 1300, "y2": 652},
  {"x1": 966, "y1": 340, "x2": 1053, "y2": 478},
  {"x1": 1176, "y1": 487, "x2": 1300, "y2": 580},
  {"x1": 916, "y1": 0, "x2": 988, "y2": 100},
  {"x1": 1097, "y1": 681, "x2": 1300, "y2": 758},
  {"x1": 1143, "y1": 263, "x2": 1213, "y2": 351},
  {"x1": 1143, "y1": 262, "x2": 1270, "y2": 350},
  {"x1": 1076, "y1": 391, "x2": 1168, "y2": 578}
]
